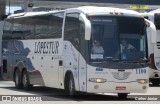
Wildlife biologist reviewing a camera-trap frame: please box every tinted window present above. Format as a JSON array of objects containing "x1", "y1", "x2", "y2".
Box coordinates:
[
  {"x1": 12, "y1": 18, "x2": 32, "y2": 39},
  {"x1": 64, "y1": 13, "x2": 81, "y2": 49},
  {"x1": 33, "y1": 12, "x2": 64, "y2": 39},
  {"x1": 3, "y1": 12, "x2": 64, "y2": 39},
  {"x1": 88, "y1": 16, "x2": 147, "y2": 62}
]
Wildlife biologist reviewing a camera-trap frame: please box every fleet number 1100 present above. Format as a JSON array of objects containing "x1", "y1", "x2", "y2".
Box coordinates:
[{"x1": 136, "y1": 69, "x2": 146, "y2": 74}]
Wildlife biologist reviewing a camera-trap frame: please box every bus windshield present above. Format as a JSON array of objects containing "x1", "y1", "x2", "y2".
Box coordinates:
[
  {"x1": 88, "y1": 16, "x2": 147, "y2": 62},
  {"x1": 155, "y1": 13, "x2": 160, "y2": 30}
]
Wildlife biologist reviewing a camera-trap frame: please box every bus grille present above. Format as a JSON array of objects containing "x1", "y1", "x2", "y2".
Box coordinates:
[{"x1": 111, "y1": 72, "x2": 131, "y2": 80}]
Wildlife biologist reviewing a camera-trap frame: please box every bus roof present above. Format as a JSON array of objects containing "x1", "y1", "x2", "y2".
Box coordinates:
[
  {"x1": 7, "y1": 11, "x2": 51, "y2": 18},
  {"x1": 7, "y1": 6, "x2": 141, "y2": 19},
  {"x1": 67, "y1": 6, "x2": 140, "y2": 15}
]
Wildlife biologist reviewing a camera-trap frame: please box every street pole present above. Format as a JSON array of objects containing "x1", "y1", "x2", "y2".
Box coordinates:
[{"x1": 9, "y1": 0, "x2": 10, "y2": 15}]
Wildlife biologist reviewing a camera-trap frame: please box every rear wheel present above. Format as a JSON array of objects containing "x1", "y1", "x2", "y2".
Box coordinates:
[
  {"x1": 14, "y1": 69, "x2": 22, "y2": 89},
  {"x1": 22, "y1": 70, "x2": 32, "y2": 90},
  {"x1": 118, "y1": 93, "x2": 128, "y2": 99}
]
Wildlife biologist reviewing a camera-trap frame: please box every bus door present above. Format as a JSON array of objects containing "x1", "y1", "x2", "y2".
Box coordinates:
[
  {"x1": 78, "y1": 15, "x2": 87, "y2": 92},
  {"x1": 78, "y1": 41, "x2": 87, "y2": 92},
  {"x1": 63, "y1": 13, "x2": 87, "y2": 91}
]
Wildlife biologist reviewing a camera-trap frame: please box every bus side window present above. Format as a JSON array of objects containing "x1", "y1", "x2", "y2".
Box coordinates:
[
  {"x1": 79, "y1": 16, "x2": 85, "y2": 34},
  {"x1": 79, "y1": 16, "x2": 85, "y2": 57},
  {"x1": 64, "y1": 13, "x2": 81, "y2": 50},
  {"x1": 11, "y1": 18, "x2": 33, "y2": 39},
  {"x1": 48, "y1": 12, "x2": 64, "y2": 38},
  {"x1": 32, "y1": 12, "x2": 64, "y2": 39}
]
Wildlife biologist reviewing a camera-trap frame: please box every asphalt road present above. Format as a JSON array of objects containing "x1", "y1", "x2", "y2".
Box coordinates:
[{"x1": 0, "y1": 81, "x2": 160, "y2": 104}]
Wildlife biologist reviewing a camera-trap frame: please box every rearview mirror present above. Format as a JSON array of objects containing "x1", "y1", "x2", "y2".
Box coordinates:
[
  {"x1": 145, "y1": 19, "x2": 157, "y2": 44},
  {"x1": 80, "y1": 13, "x2": 91, "y2": 40}
]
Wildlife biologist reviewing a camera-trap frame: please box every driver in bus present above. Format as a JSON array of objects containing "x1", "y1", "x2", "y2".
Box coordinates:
[
  {"x1": 114, "y1": 39, "x2": 136, "y2": 59},
  {"x1": 91, "y1": 40, "x2": 104, "y2": 54},
  {"x1": 120, "y1": 39, "x2": 136, "y2": 53}
]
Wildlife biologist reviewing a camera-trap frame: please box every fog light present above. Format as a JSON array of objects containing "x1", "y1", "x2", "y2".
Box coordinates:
[
  {"x1": 142, "y1": 85, "x2": 147, "y2": 90},
  {"x1": 137, "y1": 79, "x2": 148, "y2": 84},
  {"x1": 94, "y1": 85, "x2": 99, "y2": 89},
  {"x1": 89, "y1": 78, "x2": 107, "y2": 83}
]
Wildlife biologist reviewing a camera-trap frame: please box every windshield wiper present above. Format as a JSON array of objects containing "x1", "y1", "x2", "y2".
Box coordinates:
[
  {"x1": 104, "y1": 56, "x2": 119, "y2": 61},
  {"x1": 120, "y1": 59, "x2": 148, "y2": 63},
  {"x1": 138, "y1": 59, "x2": 148, "y2": 63}
]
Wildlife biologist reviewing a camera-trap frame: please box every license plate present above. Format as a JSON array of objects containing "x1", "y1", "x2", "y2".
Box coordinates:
[{"x1": 116, "y1": 86, "x2": 126, "y2": 90}]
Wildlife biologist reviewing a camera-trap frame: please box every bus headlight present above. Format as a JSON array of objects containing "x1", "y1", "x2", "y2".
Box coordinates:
[
  {"x1": 89, "y1": 78, "x2": 107, "y2": 83},
  {"x1": 137, "y1": 79, "x2": 148, "y2": 84}
]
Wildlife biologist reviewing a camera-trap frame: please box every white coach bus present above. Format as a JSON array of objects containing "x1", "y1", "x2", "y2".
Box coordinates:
[
  {"x1": 1, "y1": 6, "x2": 156, "y2": 98},
  {"x1": 141, "y1": 10, "x2": 160, "y2": 86}
]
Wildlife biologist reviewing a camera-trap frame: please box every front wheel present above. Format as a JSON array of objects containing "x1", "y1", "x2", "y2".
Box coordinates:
[
  {"x1": 67, "y1": 74, "x2": 76, "y2": 96},
  {"x1": 118, "y1": 93, "x2": 128, "y2": 99}
]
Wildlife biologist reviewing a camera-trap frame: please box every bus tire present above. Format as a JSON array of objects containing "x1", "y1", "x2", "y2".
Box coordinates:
[
  {"x1": 22, "y1": 70, "x2": 32, "y2": 90},
  {"x1": 14, "y1": 69, "x2": 22, "y2": 89},
  {"x1": 67, "y1": 74, "x2": 76, "y2": 96},
  {"x1": 118, "y1": 93, "x2": 128, "y2": 99}
]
